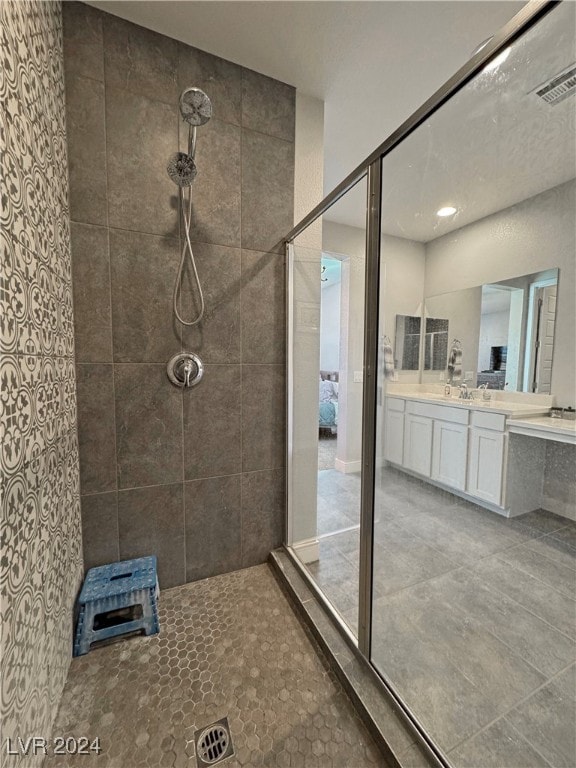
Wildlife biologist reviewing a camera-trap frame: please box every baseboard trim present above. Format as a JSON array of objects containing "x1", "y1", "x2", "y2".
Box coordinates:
[
  {"x1": 292, "y1": 537, "x2": 320, "y2": 564},
  {"x1": 335, "y1": 458, "x2": 362, "y2": 474}
]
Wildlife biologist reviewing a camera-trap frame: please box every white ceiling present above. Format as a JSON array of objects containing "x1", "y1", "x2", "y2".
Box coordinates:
[{"x1": 88, "y1": 1, "x2": 575, "y2": 241}]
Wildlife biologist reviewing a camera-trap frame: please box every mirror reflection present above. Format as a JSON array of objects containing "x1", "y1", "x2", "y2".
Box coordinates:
[{"x1": 416, "y1": 267, "x2": 560, "y2": 392}]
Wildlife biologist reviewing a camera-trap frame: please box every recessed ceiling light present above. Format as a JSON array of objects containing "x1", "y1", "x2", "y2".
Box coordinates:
[{"x1": 437, "y1": 206, "x2": 457, "y2": 217}]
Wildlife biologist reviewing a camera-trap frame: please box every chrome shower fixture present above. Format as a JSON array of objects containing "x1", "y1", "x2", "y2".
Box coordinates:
[
  {"x1": 167, "y1": 87, "x2": 212, "y2": 327},
  {"x1": 179, "y1": 86, "x2": 212, "y2": 126},
  {"x1": 166, "y1": 151, "x2": 197, "y2": 187}
]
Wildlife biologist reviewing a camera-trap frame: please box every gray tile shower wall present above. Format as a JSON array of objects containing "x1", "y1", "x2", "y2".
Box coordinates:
[
  {"x1": 63, "y1": 2, "x2": 294, "y2": 587},
  {"x1": 0, "y1": 1, "x2": 83, "y2": 764}
]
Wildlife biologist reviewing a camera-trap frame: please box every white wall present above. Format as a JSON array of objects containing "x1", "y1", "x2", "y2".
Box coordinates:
[
  {"x1": 424, "y1": 180, "x2": 575, "y2": 404},
  {"x1": 380, "y1": 234, "x2": 426, "y2": 382},
  {"x1": 320, "y1": 279, "x2": 341, "y2": 370},
  {"x1": 323, "y1": 219, "x2": 366, "y2": 470},
  {"x1": 323, "y1": 220, "x2": 426, "y2": 467}
]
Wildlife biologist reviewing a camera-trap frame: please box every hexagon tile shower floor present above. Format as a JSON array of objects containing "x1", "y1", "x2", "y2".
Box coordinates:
[{"x1": 47, "y1": 565, "x2": 388, "y2": 767}]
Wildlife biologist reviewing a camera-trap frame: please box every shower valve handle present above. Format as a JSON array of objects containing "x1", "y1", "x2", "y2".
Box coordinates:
[{"x1": 166, "y1": 353, "x2": 204, "y2": 389}]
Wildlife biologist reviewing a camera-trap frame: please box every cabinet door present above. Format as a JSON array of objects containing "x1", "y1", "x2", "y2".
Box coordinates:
[
  {"x1": 403, "y1": 414, "x2": 433, "y2": 477},
  {"x1": 467, "y1": 427, "x2": 505, "y2": 505},
  {"x1": 432, "y1": 420, "x2": 468, "y2": 490},
  {"x1": 384, "y1": 408, "x2": 405, "y2": 465}
]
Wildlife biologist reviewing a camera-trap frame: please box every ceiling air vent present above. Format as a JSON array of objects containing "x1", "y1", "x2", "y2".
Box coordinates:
[{"x1": 530, "y1": 63, "x2": 576, "y2": 106}]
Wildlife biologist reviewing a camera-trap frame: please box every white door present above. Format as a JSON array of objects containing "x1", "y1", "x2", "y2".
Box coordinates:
[
  {"x1": 431, "y1": 420, "x2": 468, "y2": 490},
  {"x1": 467, "y1": 427, "x2": 505, "y2": 505},
  {"x1": 534, "y1": 285, "x2": 556, "y2": 394},
  {"x1": 403, "y1": 414, "x2": 433, "y2": 478}
]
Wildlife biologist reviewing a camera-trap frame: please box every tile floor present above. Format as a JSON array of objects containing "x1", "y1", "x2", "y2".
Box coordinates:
[
  {"x1": 305, "y1": 464, "x2": 576, "y2": 767},
  {"x1": 48, "y1": 565, "x2": 388, "y2": 768}
]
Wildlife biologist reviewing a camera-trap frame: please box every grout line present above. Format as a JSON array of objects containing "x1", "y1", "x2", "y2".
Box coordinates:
[{"x1": 447, "y1": 660, "x2": 575, "y2": 758}]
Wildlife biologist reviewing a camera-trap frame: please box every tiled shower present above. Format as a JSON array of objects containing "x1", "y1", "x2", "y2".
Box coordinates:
[
  {"x1": 64, "y1": 2, "x2": 293, "y2": 589},
  {"x1": 1, "y1": 0, "x2": 296, "y2": 759}
]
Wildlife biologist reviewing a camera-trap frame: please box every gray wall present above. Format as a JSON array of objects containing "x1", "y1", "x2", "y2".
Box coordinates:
[
  {"x1": 63, "y1": 2, "x2": 294, "y2": 588},
  {"x1": 0, "y1": 1, "x2": 83, "y2": 763}
]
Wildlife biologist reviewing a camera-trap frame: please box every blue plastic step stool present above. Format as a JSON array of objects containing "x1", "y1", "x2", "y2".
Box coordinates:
[{"x1": 74, "y1": 556, "x2": 160, "y2": 656}]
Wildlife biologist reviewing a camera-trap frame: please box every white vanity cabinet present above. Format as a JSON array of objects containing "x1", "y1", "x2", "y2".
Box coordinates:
[
  {"x1": 467, "y1": 412, "x2": 506, "y2": 506},
  {"x1": 431, "y1": 419, "x2": 468, "y2": 490},
  {"x1": 384, "y1": 398, "x2": 405, "y2": 466},
  {"x1": 404, "y1": 413, "x2": 433, "y2": 477}
]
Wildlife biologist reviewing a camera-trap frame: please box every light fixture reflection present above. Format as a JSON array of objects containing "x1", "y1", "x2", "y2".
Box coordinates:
[{"x1": 437, "y1": 206, "x2": 457, "y2": 217}]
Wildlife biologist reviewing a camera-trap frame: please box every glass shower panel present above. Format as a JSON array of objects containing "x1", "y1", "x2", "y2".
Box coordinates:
[
  {"x1": 372, "y1": 4, "x2": 575, "y2": 765},
  {"x1": 288, "y1": 175, "x2": 368, "y2": 635}
]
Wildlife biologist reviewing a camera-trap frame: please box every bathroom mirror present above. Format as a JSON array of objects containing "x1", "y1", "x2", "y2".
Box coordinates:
[
  {"x1": 394, "y1": 314, "x2": 421, "y2": 370},
  {"x1": 422, "y1": 268, "x2": 559, "y2": 392},
  {"x1": 423, "y1": 317, "x2": 449, "y2": 371}
]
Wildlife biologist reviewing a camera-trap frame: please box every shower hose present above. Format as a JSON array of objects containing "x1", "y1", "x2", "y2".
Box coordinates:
[{"x1": 173, "y1": 143, "x2": 205, "y2": 327}]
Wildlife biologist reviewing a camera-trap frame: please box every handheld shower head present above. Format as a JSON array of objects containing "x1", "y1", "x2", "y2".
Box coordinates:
[
  {"x1": 179, "y1": 87, "x2": 212, "y2": 126},
  {"x1": 167, "y1": 152, "x2": 197, "y2": 187}
]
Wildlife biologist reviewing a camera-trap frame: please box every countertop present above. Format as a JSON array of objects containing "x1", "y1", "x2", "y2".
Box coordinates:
[
  {"x1": 386, "y1": 392, "x2": 551, "y2": 418},
  {"x1": 507, "y1": 415, "x2": 576, "y2": 445}
]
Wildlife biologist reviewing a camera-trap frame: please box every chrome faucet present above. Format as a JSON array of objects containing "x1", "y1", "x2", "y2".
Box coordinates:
[{"x1": 477, "y1": 383, "x2": 491, "y2": 401}]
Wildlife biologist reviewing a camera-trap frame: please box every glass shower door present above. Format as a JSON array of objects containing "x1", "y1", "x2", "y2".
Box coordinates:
[
  {"x1": 371, "y1": 3, "x2": 576, "y2": 765},
  {"x1": 287, "y1": 175, "x2": 368, "y2": 635}
]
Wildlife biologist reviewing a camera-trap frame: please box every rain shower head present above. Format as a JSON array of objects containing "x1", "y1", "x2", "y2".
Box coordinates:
[
  {"x1": 167, "y1": 151, "x2": 197, "y2": 187},
  {"x1": 179, "y1": 87, "x2": 212, "y2": 126}
]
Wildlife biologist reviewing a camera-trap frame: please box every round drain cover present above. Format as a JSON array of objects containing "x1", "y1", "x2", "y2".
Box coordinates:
[{"x1": 197, "y1": 724, "x2": 230, "y2": 764}]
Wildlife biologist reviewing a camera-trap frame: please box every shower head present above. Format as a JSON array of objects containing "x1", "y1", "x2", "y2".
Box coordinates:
[
  {"x1": 167, "y1": 151, "x2": 197, "y2": 187},
  {"x1": 179, "y1": 87, "x2": 212, "y2": 126}
]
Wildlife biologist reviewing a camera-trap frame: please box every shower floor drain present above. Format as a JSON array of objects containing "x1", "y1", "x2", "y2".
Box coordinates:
[{"x1": 194, "y1": 717, "x2": 234, "y2": 766}]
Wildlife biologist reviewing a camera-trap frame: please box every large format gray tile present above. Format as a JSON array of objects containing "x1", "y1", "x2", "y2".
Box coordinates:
[
  {"x1": 106, "y1": 87, "x2": 178, "y2": 235},
  {"x1": 181, "y1": 243, "x2": 241, "y2": 364},
  {"x1": 472, "y1": 554, "x2": 576, "y2": 640},
  {"x1": 371, "y1": 603, "x2": 500, "y2": 752},
  {"x1": 118, "y1": 483, "x2": 185, "y2": 589},
  {"x1": 241, "y1": 469, "x2": 285, "y2": 567},
  {"x1": 63, "y1": 1, "x2": 104, "y2": 81},
  {"x1": 71, "y1": 223, "x2": 111, "y2": 363},
  {"x1": 525, "y1": 532, "x2": 576, "y2": 572},
  {"x1": 65, "y1": 74, "x2": 107, "y2": 226},
  {"x1": 507, "y1": 665, "x2": 576, "y2": 768},
  {"x1": 241, "y1": 250, "x2": 285, "y2": 364},
  {"x1": 408, "y1": 567, "x2": 575, "y2": 679},
  {"x1": 499, "y1": 544, "x2": 576, "y2": 599},
  {"x1": 80, "y1": 492, "x2": 119, "y2": 571},
  {"x1": 76, "y1": 364, "x2": 116, "y2": 495},
  {"x1": 182, "y1": 364, "x2": 241, "y2": 480},
  {"x1": 241, "y1": 68, "x2": 295, "y2": 142},
  {"x1": 178, "y1": 43, "x2": 242, "y2": 126},
  {"x1": 241, "y1": 128, "x2": 294, "y2": 253},
  {"x1": 450, "y1": 718, "x2": 552, "y2": 768},
  {"x1": 109, "y1": 229, "x2": 181, "y2": 362},
  {"x1": 179, "y1": 117, "x2": 241, "y2": 247},
  {"x1": 184, "y1": 474, "x2": 241, "y2": 581},
  {"x1": 241, "y1": 364, "x2": 285, "y2": 471},
  {"x1": 386, "y1": 589, "x2": 547, "y2": 712},
  {"x1": 114, "y1": 364, "x2": 183, "y2": 489},
  {"x1": 103, "y1": 14, "x2": 178, "y2": 104}
]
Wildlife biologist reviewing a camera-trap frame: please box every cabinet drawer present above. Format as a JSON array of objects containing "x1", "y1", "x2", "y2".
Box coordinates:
[
  {"x1": 406, "y1": 400, "x2": 469, "y2": 425},
  {"x1": 471, "y1": 410, "x2": 506, "y2": 432},
  {"x1": 386, "y1": 397, "x2": 405, "y2": 413}
]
